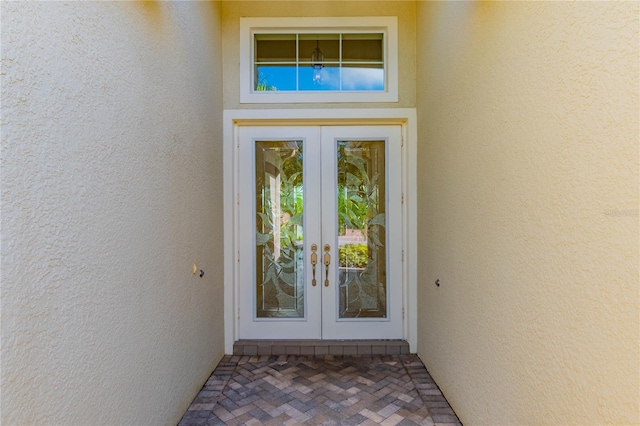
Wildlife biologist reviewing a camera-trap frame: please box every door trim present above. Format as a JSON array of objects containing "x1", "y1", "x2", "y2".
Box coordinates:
[{"x1": 223, "y1": 108, "x2": 418, "y2": 353}]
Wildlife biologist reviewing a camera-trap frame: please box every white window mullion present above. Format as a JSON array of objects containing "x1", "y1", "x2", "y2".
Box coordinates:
[{"x1": 339, "y1": 33, "x2": 343, "y2": 92}]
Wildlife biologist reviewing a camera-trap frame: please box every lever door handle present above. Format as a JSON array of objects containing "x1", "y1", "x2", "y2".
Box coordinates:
[
  {"x1": 323, "y1": 244, "x2": 331, "y2": 287},
  {"x1": 310, "y1": 244, "x2": 318, "y2": 287}
]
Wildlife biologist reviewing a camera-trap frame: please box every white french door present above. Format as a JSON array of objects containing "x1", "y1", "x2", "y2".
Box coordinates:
[{"x1": 238, "y1": 125, "x2": 402, "y2": 340}]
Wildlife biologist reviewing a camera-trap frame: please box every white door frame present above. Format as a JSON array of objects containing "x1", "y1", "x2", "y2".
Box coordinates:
[{"x1": 223, "y1": 108, "x2": 418, "y2": 354}]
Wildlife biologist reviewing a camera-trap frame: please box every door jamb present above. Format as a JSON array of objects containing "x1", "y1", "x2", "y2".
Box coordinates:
[{"x1": 223, "y1": 108, "x2": 418, "y2": 354}]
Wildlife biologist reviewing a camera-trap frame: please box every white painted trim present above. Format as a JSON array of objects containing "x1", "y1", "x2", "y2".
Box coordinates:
[
  {"x1": 404, "y1": 110, "x2": 418, "y2": 353},
  {"x1": 240, "y1": 17, "x2": 398, "y2": 104},
  {"x1": 223, "y1": 112, "x2": 236, "y2": 353},
  {"x1": 223, "y1": 108, "x2": 417, "y2": 354}
]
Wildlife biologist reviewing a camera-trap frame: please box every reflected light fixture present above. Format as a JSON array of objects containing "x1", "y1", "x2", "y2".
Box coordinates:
[{"x1": 311, "y1": 40, "x2": 324, "y2": 83}]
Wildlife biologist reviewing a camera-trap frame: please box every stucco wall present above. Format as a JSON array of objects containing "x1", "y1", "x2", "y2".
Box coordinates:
[
  {"x1": 1, "y1": 2, "x2": 224, "y2": 424},
  {"x1": 415, "y1": 2, "x2": 639, "y2": 424},
  {"x1": 221, "y1": 1, "x2": 416, "y2": 109}
]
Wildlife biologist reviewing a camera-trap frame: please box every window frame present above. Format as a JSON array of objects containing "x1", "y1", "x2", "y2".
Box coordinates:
[{"x1": 240, "y1": 17, "x2": 399, "y2": 104}]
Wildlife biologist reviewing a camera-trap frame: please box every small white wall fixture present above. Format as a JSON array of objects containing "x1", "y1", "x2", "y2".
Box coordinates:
[{"x1": 223, "y1": 108, "x2": 417, "y2": 354}]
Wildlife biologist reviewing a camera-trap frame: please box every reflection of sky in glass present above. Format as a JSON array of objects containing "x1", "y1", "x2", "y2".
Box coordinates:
[
  {"x1": 256, "y1": 65, "x2": 384, "y2": 92},
  {"x1": 342, "y1": 68, "x2": 384, "y2": 91},
  {"x1": 256, "y1": 66, "x2": 296, "y2": 91},
  {"x1": 299, "y1": 67, "x2": 340, "y2": 91}
]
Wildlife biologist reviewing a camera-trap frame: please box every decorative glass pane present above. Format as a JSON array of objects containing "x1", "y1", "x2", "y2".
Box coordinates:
[
  {"x1": 255, "y1": 141, "x2": 304, "y2": 318},
  {"x1": 337, "y1": 140, "x2": 387, "y2": 318}
]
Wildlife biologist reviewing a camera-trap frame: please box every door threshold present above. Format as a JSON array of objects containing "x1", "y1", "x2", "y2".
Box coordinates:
[{"x1": 233, "y1": 339, "x2": 410, "y2": 356}]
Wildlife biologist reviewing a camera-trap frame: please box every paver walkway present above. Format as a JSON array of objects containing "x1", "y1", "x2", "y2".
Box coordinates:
[{"x1": 179, "y1": 354, "x2": 462, "y2": 425}]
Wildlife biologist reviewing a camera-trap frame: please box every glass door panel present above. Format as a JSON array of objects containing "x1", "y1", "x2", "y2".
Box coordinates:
[
  {"x1": 255, "y1": 141, "x2": 304, "y2": 318},
  {"x1": 337, "y1": 140, "x2": 387, "y2": 318}
]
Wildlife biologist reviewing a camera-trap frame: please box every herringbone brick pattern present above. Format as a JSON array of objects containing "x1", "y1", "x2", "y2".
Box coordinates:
[{"x1": 179, "y1": 355, "x2": 461, "y2": 426}]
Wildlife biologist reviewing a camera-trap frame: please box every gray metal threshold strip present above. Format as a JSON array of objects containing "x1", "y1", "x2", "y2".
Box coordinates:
[{"x1": 233, "y1": 339, "x2": 410, "y2": 356}]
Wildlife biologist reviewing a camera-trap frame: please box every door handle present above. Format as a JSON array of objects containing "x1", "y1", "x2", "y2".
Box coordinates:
[
  {"x1": 310, "y1": 244, "x2": 318, "y2": 287},
  {"x1": 323, "y1": 244, "x2": 331, "y2": 287}
]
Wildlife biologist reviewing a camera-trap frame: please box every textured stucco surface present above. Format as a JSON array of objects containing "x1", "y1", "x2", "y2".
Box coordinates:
[
  {"x1": 415, "y1": 2, "x2": 639, "y2": 424},
  {"x1": 221, "y1": 1, "x2": 416, "y2": 109},
  {"x1": 1, "y1": 2, "x2": 224, "y2": 424}
]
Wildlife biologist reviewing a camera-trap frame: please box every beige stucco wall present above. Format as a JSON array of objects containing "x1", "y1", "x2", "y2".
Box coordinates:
[
  {"x1": 1, "y1": 2, "x2": 224, "y2": 424},
  {"x1": 221, "y1": 1, "x2": 416, "y2": 109},
  {"x1": 415, "y1": 1, "x2": 639, "y2": 424}
]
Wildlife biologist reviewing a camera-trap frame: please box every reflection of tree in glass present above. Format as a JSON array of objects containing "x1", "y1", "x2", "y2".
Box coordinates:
[
  {"x1": 255, "y1": 72, "x2": 278, "y2": 91},
  {"x1": 337, "y1": 143, "x2": 384, "y2": 240}
]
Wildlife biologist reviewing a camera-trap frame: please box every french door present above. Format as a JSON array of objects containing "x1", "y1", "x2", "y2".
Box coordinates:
[{"x1": 238, "y1": 125, "x2": 402, "y2": 340}]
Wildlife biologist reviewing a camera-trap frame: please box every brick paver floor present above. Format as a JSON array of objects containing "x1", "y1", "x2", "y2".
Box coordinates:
[{"x1": 179, "y1": 354, "x2": 462, "y2": 426}]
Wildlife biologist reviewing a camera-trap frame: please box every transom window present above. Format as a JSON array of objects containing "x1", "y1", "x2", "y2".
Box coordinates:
[
  {"x1": 255, "y1": 33, "x2": 384, "y2": 92},
  {"x1": 240, "y1": 17, "x2": 398, "y2": 103}
]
